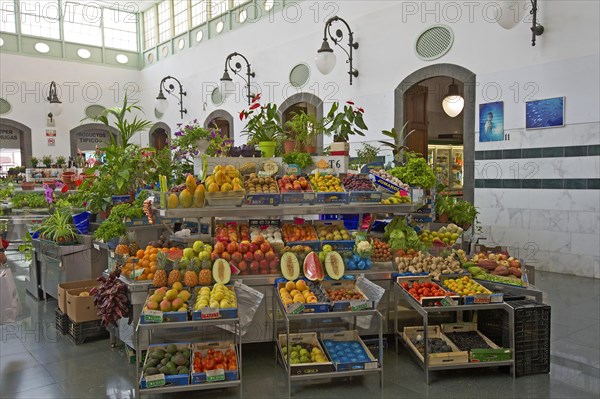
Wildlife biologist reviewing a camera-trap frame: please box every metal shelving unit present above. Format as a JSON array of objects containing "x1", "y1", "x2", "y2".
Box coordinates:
[
  {"x1": 272, "y1": 290, "x2": 384, "y2": 397},
  {"x1": 135, "y1": 318, "x2": 242, "y2": 397},
  {"x1": 393, "y1": 283, "x2": 516, "y2": 384}
]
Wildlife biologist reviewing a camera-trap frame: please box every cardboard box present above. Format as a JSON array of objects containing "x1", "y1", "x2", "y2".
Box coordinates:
[
  {"x1": 66, "y1": 287, "x2": 100, "y2": 323},
  {"x1": 441, "y1": 322, "x2": 512, "y2": 362},
  {"x1": 57, "y1": 279, "x2": 98, "y2": 313},
  {"x1": 277, "y1": 333, "x2": 333, "y2": 375}
]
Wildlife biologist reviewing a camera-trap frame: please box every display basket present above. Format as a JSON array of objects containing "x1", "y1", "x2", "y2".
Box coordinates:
[
  {"x1": 191, "y1": 285, "x2": 238, "y2": 320},
  {"x1": 341, "y1": 174, "x2": 383, "y2": 203},
  {"x1": 205, "y1": 189, "x2": 246, "y2": 207},
  {"x1": 396, "y1": 276, "x2": 460, "y2": 307},
  {"x1": 320, "y1": 280, "x2": 374, "y2": 312},
  {"x1": 402, "y1": 325, "x2": 468, "y2": 365},
  {"x1": 277, "y1": 332, "x2": 333, "y2": 375},
  {"x1": 139, "y1": 343, "x2": 191, "y2": 389},
  {"x1": 437, "y1": 274, "x2": 504, "y2": 305},
  {"x1": 320, "y1": 330, "x2": 379, "y2": 371},
  {"x1": 276, "y1": 280, "x2": 329, "y2": 314},
  {"x1": 140, "y1": 289, "x2": 190, "y2": 324},
  {"x1": 244, "y1": 176, "x2": 281, "y2": 206},
  {"x1": 190, "y1": 341, "x2": 239, "y2": 384},
  {"x1": 441, "y1": 322, "x2": 512, "y2": 362}
]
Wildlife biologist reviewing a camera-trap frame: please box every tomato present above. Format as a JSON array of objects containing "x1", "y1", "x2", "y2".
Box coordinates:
[
  {"x1": 423, "y1": 282, "x2": 431, "y2": 288},
  {"x1": 401, "y1": 282, "x2": 409, "y2": 289},
  {"x1": 417, "y1": 288, "x2": 424, "y2": 295},
  {"x1": 215, "y1": 364, "x2": 225, "y2": 370},
  {"x1": 408, "y1": 288, "x2": 416, "y2": 295},
  {"x1": 205, "y1": 359, "x2": 216, "y2": 370},
  {"x1": 228, "y1": 363, "x2": 237, "y2": 371},
  {"x1": 225, "y1": 349, "x2": 235, "y2": 359},
  {"x1": 214, "y1": 352, "x2": 224, "y2": 364},
  {"x1": 412, "y1": 282, "x2": 420, "y2": 289},
  {"x1": 207, "y1": 348, "x2": 215, "y2": 356}
]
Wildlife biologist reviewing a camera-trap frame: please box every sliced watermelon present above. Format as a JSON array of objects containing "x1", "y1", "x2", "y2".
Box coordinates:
[{"x1": 303, "y1": 252, "x2": 324, "y2": 281}]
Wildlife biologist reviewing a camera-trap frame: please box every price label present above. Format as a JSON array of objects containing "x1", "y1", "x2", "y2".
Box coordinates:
[
  {"x1": 144, "y1": 310, "x2": 163, "y2": 323},
  {"x1": 201, "y1": 307, "x2": 221, "y2": 319},
  {"x1": 93, "y1": 244, "x2": 99, "y2": 251},
  {"x1": 364, "y1": 361, "x2": 378, "y2": 370},
  {"x1": 287, "y1": 302, "x2": 305, "y2": 314},
  {"x1": 350, "y1": 300, "x2": 369, "y2": 311},
  {"x1": 145, "y1": 373, "x2": 166, "y2": 388},
  {"x1": 473, "y1": 294, "x2": 490, "y2": 304},
  {"x1": 206, "y1": 368, "x2": 225, "y2": 382},
  {"x1": 131, "y1": 268, "x2": 144, "y2": 279},
  {"x1": 441, "y1": 296, "x2": 458, "y2": 307},
  {"x1": 258, "y1": 171, "x2": 272, "y2": 177}
]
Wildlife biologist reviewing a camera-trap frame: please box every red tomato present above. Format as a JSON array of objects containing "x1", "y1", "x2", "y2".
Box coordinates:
[
  {"x1": 412, "y1": 282, "x2": 420, "y2": 289},
  {"x1": 401, "y1": 282, "x2": 409, "y2": 289},
  {"x1": 423, "y1": 282, "x2": 431, "y2": 288},
  {"x1": 205, "y1": 359, "x2": 216, "y2": 370},
  {"x1": 418, "y1": 288, "x2": 424, "y2": 295},
  {"x1": 214, "y1": 352, "x2": 224, "y2": 364},
  {"x1": 215, "y1": 364, "x2": 225, "y2": 370},
  {"x1": 408, "y1": 288, "x2": 417, "y2": 295},
  {"x1": 207, "y1": 349, "x2": 215, "y2": 356},
  {"x1": 225, "y1": 349, "x2": 235, "y2": 359}
]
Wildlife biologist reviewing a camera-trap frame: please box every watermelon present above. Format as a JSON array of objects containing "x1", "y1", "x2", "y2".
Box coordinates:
[{"x1": 303, "y1": 252, "x2": 324, "y2": 281}]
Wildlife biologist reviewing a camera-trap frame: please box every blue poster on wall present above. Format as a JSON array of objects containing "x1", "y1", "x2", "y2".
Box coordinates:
[
  {"x1": 479, "y1": 101, "x2": 504, "y2": 142},
  {"x1": 526, "y1": 97, "x2": 565, "y2": 129}
]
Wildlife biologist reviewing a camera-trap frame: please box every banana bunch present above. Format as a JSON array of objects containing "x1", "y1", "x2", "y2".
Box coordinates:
[{"x1": 381, "y1": 191, "x2": 411, "y2": 205}]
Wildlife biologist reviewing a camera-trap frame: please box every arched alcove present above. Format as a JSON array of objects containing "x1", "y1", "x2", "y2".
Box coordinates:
[
  {"x1": 0, "y1": 118, "x2": 32, "y2": 167},
  {"x1": 395, "y1": 64, "x2": 476, "y2": 202},
  {"x1": 204, "y1": 110, "x2": 234, "y2": 139},
  {"x1": 70, "y1": 123, "x2": 120, "y2": 158},
  {"x1": 278, "y1": 93, "x2": 324, "y2": 154},
  {"x1": 149, "y1": 122, "x2": 171, "y2": 150}
]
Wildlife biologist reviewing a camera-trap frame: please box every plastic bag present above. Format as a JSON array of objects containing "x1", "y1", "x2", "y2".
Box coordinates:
[
  {"x1": 218, "y1": 281, "x2": 264, "y2": 337},
  {"x1": 0, "y1": 268, "x2": 21, "y2": 324},
  {"x1": 355, "y1": 275, "x2": 386, "y2": 330}
]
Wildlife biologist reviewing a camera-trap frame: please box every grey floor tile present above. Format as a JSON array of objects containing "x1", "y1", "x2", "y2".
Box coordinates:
[
  {"x1": 5, "y1": 383, "x2": 67, "y2": 399},
  {"x1": 0, "y1": 351, "x2": 40, "y2": 374},
  {"x1": 552, "y1": 340, "x2": 600, "y2": 366},
  {"x1": 0, "y1": 365, "x2": 57, "y2": 396}
]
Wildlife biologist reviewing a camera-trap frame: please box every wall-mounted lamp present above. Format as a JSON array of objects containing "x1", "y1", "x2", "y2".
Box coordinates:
[
  {"x1": 315, "y1": 16, "x2": 359, "y2": 85},
  {"x1": 155, "y1": 76, "x2": 187, "y2": 119},
  {"x1": 442, "y1": 79, "x2": 464, "y2": 118},
  {"x1": 220, "y1": 52, "x2": 255, "y2": 105},
  {"x1": 495, "y1": 0, "x2": 543, "y2": 46},
  {"x1": 47, "y1": 81, "x2": 62, "y2": 122},
  {"x1": 529, "y1": 0, "x2": 544, "y2": 46}
]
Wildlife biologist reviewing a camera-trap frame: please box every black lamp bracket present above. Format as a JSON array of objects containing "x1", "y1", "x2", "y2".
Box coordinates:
[
  {"x1": 530, "y1": 0, "x2": 544, "y2": 46},
  {"x1": 323, "y1": 16, "x2": 359, "y2": 84},
  {"x1": 158, "y1": 75, "x2": 187, "y2": 118},
  {"x1": 223, "y1": 52, "x2": 255, "y2": 104}
]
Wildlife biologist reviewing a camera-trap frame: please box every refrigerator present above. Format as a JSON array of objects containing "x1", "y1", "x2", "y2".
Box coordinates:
[{"x1": 428, "y1": 145, "x2": 463, "y2": 193}]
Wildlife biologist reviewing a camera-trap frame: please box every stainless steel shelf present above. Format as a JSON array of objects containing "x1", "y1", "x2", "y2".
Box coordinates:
[
  {"x1": 139, "y1": 380, "x2": 241, "y2": 395},
  {"x1": 429, "y1": 360, "x2": 513, "y2": 371},
  {"x1": 158, "y1": 203, "x2": 415, "y2": 218},
  {"x1": 290, "y1": 368, "x2": 382, "y2": 381},
  {"x1": 137, "y1": 318, "x2": 240, "y2": 332}
]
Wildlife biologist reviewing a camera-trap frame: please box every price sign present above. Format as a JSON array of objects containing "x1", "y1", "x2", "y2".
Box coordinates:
[
  {"x1": 145, "y1": 373, "x2": 166, "y2": 388},
  {"x1": 201, "y1": 307, "x2": 221, "y2": 320},
  {"x1": 93, "y1": 244, "x2": 100, "y2": 250},
  {"x1": 131, "y1": 268, "x2": 144, "y2": 279},
  {"x1": 206, "y1": 368, "x2": 225, "y2": 382},
  {"x1": 441, "y1": 296, "x2": 458, "y2": 307},
  {"x1": 258, "y1": 171, "x2": 272, "y2": 177},
  {"x1": 144, "y1": 310, "x2": 163, "y2": 323},
  {"x1": 350, "y1": 300, "x2": 369, "y2": 311},
  {"x1": 312, "y1": 156, "x2": 348, "y2": 173},
  {"x1": 473, "y1": 294, "x2": 490, "y2": 304},
  {"x1": 287, "y1": 302, "x2": 305, "y2": 314},
  {"x1": 364, "y1": 361, "x2": 378, "y2": 370}
]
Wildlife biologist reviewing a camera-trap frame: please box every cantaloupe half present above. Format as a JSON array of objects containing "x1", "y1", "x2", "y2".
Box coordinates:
[
  {"x1": 212, "y1": 259, "x2": 231, "y2": 284},
  {"x1": 303, "y1": 252, "x2": 324, "y2": 281},
  {"x1": 324, "y1": 251, "x2": 344, "y2": 280},
  {"x1": 280, "y1": 252, "x2": 300, "y2": 281}
]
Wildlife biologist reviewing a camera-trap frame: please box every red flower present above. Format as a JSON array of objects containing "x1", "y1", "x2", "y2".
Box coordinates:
[
  {"x1": 249, "y1": 102, "x2": 260, "y2": 110},
  {"x1": 358, "y1": 107, "x2": 365, "y2": 113},
  {"x1": 61, "y1": 185, "x2": 69, "y2": 193},
  {"x1": 252, "y1": 93, "x2": 261, "y2": 102},
  {"x1": 239, "y1": 111, "x2": 246, "y2": 120},
  {"x1": 346, "y1": 101, "x2": 355, "y2": 105}
]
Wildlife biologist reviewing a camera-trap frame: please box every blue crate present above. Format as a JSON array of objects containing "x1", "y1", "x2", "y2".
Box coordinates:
[
  {"x1": 347, "y1": 190, "x2": 382, "y2": 204},
  {"x1": 139, "y1": 343, "x2": 190, "y2": 389},
  {"x1": 245, "y1": 193, "x2": 281, "y2": 206},
  {"x1": 315, "y1": 192, "x2": 348, "y2": 204},
  {"x1": 281, "y1": 191, "x2": 315, "y2": 205}
]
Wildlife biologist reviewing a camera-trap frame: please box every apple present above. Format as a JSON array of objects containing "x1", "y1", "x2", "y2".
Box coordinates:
[
  {"x1": 265, "y1": 250, "x2": 275, "y2": 261},
  {"x1": 260, "y1": 242, "x2": 271, "y2": 253},
  {"x1": 227, "y1": 242, "x2": 238, "y2": 254},
  {"x1": 254, "y1": 235, "x2": 265, "y2": 245},
  {"x1": 269, "y1": 259, "x2": 279, "y2": 269},
  {"x1": 243, "y1": 251, "x2": 254, "y2": 262},
  {"x1": 237, "y1": 260, "x2": 248, "y2": 271},
  {"x1": 259, "y1": 259, "x2": 269, "y2": 270},
  {"x1": 221, "y1": 251, "x2": 231, "y2": 261},
  {"x1": 183, "y1": 247, "x2": 195, "y2": 260},
  {"x1": 192, "y1": 240, "x2": 204, "y2": 253},
  {"x1": 239, "y1": 241, "x2": 250, "y2": 253},
  {"x1": 210, "y1": 252, "x2": 220, "y2": 262},
  {"x1": 254, "y1": 250, "x2": 264, "y2": 261},
  {"x1": 214, "y1": 242, "x2": 225, "y2": 254},
  {"x1": 232, "y1": 252, "x2": 243, "y2": 263},
  {"x1": 250, "y1": 261, "x2": 259, "y2": 273}
]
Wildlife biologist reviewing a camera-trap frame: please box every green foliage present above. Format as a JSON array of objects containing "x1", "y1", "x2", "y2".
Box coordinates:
[
  {"x1": 30, "y1": 157, "x2": 39, "y2": 167},
  {"x1": 241, "y1": 98, "x2": 283, "y2": 143},
  {"x1": 56, "y1": 156, "x2": 66, "y2": 167},
  {"x1": 92, "y1": 196, "x2": 145, "y2": 242},
  {"x1": 284, "y1": 111, "x2": 323, "y2": 149},
  {"x1": 18, "y1": 230, "x2": 33, "y2": 262},
  {"x1": 356, "y1": 143, "x2": 380, "y2": 165},
  {"x1": 36, "y1": 209, "x2": 78, "y2": 243},
  {"x1": 384, "y1": 217, "x2": 429, "y2": 252},
  {"x1": 379, "y1": 122, "x2": 415, "y2": 167},
  {"x1": 388, "y1": 152, "x2": 436, "y2": 189},
  {"x1": 42, "y1": 155, "x2": 52, "y2": 167},
  {"x1": 282, "y1": 151, "x2": 314, "y2": 170},
  {"x1": 323, "y1": 101, "x2": 367, "y2": 142},
  {"x1": 0, "y1": 181, "x2": 14, "y2": 201},
  {"x1": 11, "y1": 192, "x2": 47, "y2": 208}
]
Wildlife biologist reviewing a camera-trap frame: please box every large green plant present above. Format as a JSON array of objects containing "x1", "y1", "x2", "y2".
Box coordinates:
[
  {"x1": 240, "y1": 95, "x2": 283, "y2": 143},
  {"x1": 379, "y1": 122, "x2": 416, "y2": 167},
  {"x1": 388, "y1": 151, "x2": 436, "y2": 189},
  {"x1": 323, "y1": 101, "x2": 367, "y2": 142},
  {"x1": 36, "y1": 209, "x2": 78, "y2": 244},
  {"x1": 91, "y1": 95, "x2": 153, "y2": 147},
  {"x1": 282, "y1": 151, "x2": 314, "y2": 170},
  {"x1": 284, "y1": 111, "x2": 322, "y2": 149}
]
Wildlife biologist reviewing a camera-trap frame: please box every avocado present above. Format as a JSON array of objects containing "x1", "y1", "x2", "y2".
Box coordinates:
[
  {"x1": 163, "y1": 353, "x2": 172, "y2": 360},
  {"x1": 182, "y1": 349, "x2": 190, "y2": 359},
  {"x1": 147, "y1": 358, "x2": 160, "y2": 368},
  {"x1": 159, "y1": 365, "x2": 171, "y2": 375},
  {"x1": 166, "y1": 361, "x2": 177, "y2": 371},
  {"x1": 166, "y1": 344, "x2": 178, "y2": 354},
  {"x1": 172, "y1": 353, "x2": 188, "y2": 367},
  {"x1": 151, "y1": 349, "x2": 166, "y2": 359},
  {"x1": 160, "y1": 358, "x2": 169, "y2": 366},
  {"x1": 177, "y1": 366, "x2": 189, "y2": 375},
  {"x1": 145, "y1": 367, "x2": 159, "y2": 376}
]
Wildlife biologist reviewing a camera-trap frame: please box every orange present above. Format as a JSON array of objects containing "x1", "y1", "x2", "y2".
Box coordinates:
[
  {"x1": 141, "y1": 259, "x2": 150, "y2": 268},
  {"x1": 150, "y1": 247, "x2": 159, "y2": 255},
  {"x1": 147, "y1": 273, "x2": 154, "y2": 280},
  {"x1": 136, "y1": 249, "x2": 145, "y2": 258},
  {"x1": 150, "y1": 253, "x2": 157, "y2": 262}
]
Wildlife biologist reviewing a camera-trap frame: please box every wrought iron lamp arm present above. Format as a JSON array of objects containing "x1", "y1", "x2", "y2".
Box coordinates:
[
  {"x1": 322, "y1": 16, "x2": 359, "y2": 84},
  {"x1": 223, "y1": 52, "x2": 255, "y2": 104},
  {"x1": 158, "y1": 76, "x2": 187, "y2": 118}
]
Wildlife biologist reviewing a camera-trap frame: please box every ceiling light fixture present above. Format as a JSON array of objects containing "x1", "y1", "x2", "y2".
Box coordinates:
[
  {"x1": 220, "y1": 52, "x2": 255, "y2": 105},
  {"x1": 315, "y1": 16, "x2": 359, "y2": 85},
  {"x1": 155, "y1": 76, "x2": 187, "y2": 119}
]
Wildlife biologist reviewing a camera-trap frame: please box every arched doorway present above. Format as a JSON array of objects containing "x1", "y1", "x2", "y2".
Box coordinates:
[
  {"x1": 204, "y1": 110, "x2": 233, "y2": 139},
  {"x1": 395, "y1": 64, "x2": 475, "y2": 202},
  {"x1": 0, "y1": 118, "x2": 32, "y2": 169},
  {"x1": 149, "y1": 122, "x2": 170, "y2": 150},
  {"x1": 279, "y1": 93, "x2": 324, "y2": 154},
  {"x1": 70, "y1": 123, "x2": 120, "y2": 159}
]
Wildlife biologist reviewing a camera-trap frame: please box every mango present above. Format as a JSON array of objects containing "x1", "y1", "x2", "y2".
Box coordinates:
[
  {"x1": 179, "y1": 189, "x2": 193, "y2": 208},
  {"x1": 167, "y1": 193, "x2": 179, "y2": 209},
  {"x1": 185, "y1": 174, "x2": 197, "y2": 193},
  {"x1": 193, "y1": 185, "x2": 205, "y2": 207}
]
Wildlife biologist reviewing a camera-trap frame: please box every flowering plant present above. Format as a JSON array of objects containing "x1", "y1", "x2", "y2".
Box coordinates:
[
  {"x1": 205, "y1": 125, "x2": 234, "y2": 157},
  {"x1": 240, "y1": 94, "x2": 283, "y2": 143}
]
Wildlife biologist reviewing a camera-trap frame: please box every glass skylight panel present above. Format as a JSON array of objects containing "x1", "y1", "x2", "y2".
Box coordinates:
[
  {"x1": 103, "y1": 8, "x2": 138, "y2": 51},
  {"x1": 173, "y1": 0, "x2": 188, "y2": 35},
  {"x1": 0, "y1": 1, "x2": 16, "y2": 33},
  {"x1": 20, "y1": 0, "x2": 60, "y2": 39},
  {"x1": 232, "y1": 0, "x2": 251, "y2": 7},
  {"x1": 143, "y1": 7, "x2": 157, "y2": 49},
  {"x1": 210, "y1": 0, "x2": 229, "y2": 18},
  {"x1": 190, "y1": 0, "x2": 207, "y2": 27},
  {"x1": 63, "y1": 1, "x2": 102, "y2": 46},
  {"x1": 157, "y1": 0, "x2": 172, "y2": 43}
]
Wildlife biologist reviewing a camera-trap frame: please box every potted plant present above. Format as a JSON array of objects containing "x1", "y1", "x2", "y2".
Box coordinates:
[
  {"x1": 379, "y1": 122, "x2": 416, "y2": 167},
  {"x1": 56, "y1": 156, "x2": 66, "y2": 168},
  {"x1": 449, "y1": 199, "x2": 479, "y2": 230},
  {"x1": 173, "y1": 119, "x2": 212, "y2": 153},
  {"x1": 240, "y1": 94, "x2": 283, "y2": 158},
  {"x1": 36, "y1": 209, "x2": 79, "y2": 244},
  {"x1": 283, "y1": 111, "x2": 320, "y2": 154},
  {"x1": 29, "y1": 156, "x2": 39, "y2": 168},
  {"x1": 355, "y1": 143, "x2": 380, "y2": 171},
  {"x1": 42, "y1": 156, "x2": 52, "y2": 168},
  {"x1": 282, "y1": 151, "x2": 314, "y2": 171},
  {"x1": 323, "y1": 101, "x2": 368, "y2": 155},
  {"x1": 435, "y1": 194, "x2": 454, "y2": 223}
]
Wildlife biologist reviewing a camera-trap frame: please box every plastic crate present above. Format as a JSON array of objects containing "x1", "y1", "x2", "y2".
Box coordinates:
[
  {"x1": 55, "y1": 308, "x2": 70, "y2": 335},
  {"x1": 68, "y1": 318, "x2": 109, "y2": 345}
]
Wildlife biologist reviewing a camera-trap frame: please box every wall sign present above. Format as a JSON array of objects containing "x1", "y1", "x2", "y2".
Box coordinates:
[
  {"x1": 479, "y1": 101, "x2": 504, "y2": 142},
  {"x1": 0, "y1": 127, "x2": 20, "y2": 149},
  {"x1": 75, "y1": 130, "x2": 111, "y2": 151}
]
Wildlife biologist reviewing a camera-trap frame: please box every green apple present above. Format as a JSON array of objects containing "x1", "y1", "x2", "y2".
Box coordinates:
[
  {"x1": 192, "y1": 240, "x2": 204, "y2": 253},
  {"x1": 183, "y1": 248, "x2": 195, "y2": 260}
]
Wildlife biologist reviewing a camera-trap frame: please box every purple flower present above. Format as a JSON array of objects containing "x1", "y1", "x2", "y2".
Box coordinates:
[
  {"x1": 211, "y1": 132, "x2": 216, "y2": 138},
  {"x1": 44, "y1": 184, "x2": 53, "y2": 204},
  {"x1": 175, "y1": 131, "x2": 183, "y2": 137},
  {"x1": 193, "y1": 119, "x2": 198, "y2": 123}
]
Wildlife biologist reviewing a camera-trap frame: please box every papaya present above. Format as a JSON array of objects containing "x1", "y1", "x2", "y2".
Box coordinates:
[
  {"x1": 179, "y1": 189, "x2": 193, "y2": 208},
  {"x1": 324, "y1": 251, "x2": 344, "y2": 280},
  {"x1": 509, "y1": 267, "x2": 522, "y2": 277},
  {"x1": 478, "y1": 260, "x2": 498, "y2": 271},
  {"x1": 193, "y1": 185, "x2": 205, "y2": 207},
  {"x1": 491, "y1": 265, "x2": 510, "y2": 276},
  {"x1": 185, "y1": 174, "x2": 197, "y2": 193}
]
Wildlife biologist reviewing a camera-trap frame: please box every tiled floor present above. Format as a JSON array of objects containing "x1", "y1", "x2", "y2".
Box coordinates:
[{"x1": 1, "y1": 251, "x2": 599, "y2": 398}]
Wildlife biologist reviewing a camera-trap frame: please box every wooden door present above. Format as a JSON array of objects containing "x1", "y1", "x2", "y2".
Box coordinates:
[{"x1": 404, "y1": 85, "x2": 428, "y2": 158}]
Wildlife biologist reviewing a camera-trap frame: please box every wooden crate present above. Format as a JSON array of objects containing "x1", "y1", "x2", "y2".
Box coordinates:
[
  {"x1": 441, "y1": 322, "x2": 512, "y2": 362},
  {"x1": 402, "y1": 326, "x2": 469, "y2": 366}
]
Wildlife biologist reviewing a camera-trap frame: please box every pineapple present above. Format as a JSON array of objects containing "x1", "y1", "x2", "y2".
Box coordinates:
[
  {"x1": 184, "y1": 260, "x2": 199, "y2": 287},
  {"x1": 198, "y1": 269, "x2": 212, "y2": 286},
  {"x1": 115, "y1": 234, "x2": 130, "y2": 256},
  {"x1": 153, "y1": 252, "x2": 168, "y2": 287},
  {"x1": 127, "y1": 231, "x2": 139, "y2": 256},
  {"x1": 168, "y1": 260, "x2": 182, "y2": 287}
]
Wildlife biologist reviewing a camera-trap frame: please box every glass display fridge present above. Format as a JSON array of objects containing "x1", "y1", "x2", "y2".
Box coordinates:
[{"x1": 428, "y1": 144, "x2": 463, "y2": 194}]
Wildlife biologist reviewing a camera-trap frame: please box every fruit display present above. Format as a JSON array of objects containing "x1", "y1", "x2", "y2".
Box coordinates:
[
  {"x1": 244, "y1": 173, "x2": 278, "y2": 194},
  {"x1": 442, "y1": 276, "x2": 492, "y2": 296},
  {"x1": 282, "y1": 342, "x2": 328, "y2": 364},
  {"x1": 410, "y1": 336, "x2": 454, "y2": 355},
  {"x1": 324, "y1": 286, "x2": 366, "y2": 302},
  {"x1": 90, "y1": 270, "x2": 130, "y2": 328},
  {"x1": 193, "y1": 284, "x2": 237, "y2": 311},
  {"x1": 214, "y1": 223, "x2": 240, "y2": 244},
  {"x1": 282, "y1": 223, "x2": 318, "y2": 242},
  {"x1": 205, "y1": 165, "x2": 244, "y2": 193},
  {"x1": 142, "y1": 344, "x2": 191, "y2": 378},
  {"x1": 324, "y1": 251, "x2": 345, "y2": 280},
  {"x1": 468, "y1": 252, "x2": 523, "y2": 278},
  {"x1": 419, "y1": 224, "x2": 463, "y2": 246},
  {"x1": 280, "y1": 252, "x2": 300, "y2": 281},
  {"x1": 303, "y1": 252, "x2": 325, "y2": 281},
  {"x1": 192, "y1": 346, "x2": 238, "y2": 374},
  {"x1": 381, "y1": 190, "x2": 411, "y2": 205},
  {"x1": 394, "y1": 252, "x2": 463, "y2": 279},
  {"x1": 309, "y1": 173, "x2": 344, "y2": 192},
  {"x1": 369, "y1": 169, "x2": 410, "y2": 190},
  {"x1": 166, "y1": 175, "x2": 206, "y2": 209},
  {"x1": 444, "y1": 331, "x2": 494, "y2": 351},
  {"x1": 372, "y1": 239, "x2": 392, "y2": 262},
  {"x1": 322, "y1": 339, "x2": 371, "y2": 364},
  {"x1": 394, "y1": 248, "x2": 419, "y2": 260},
  {"x1": 144, "y1": 285, "x2": 191, "y2": 313},
  {"x1": 278, "y1": 280, "x2": 321, "y2": 306},
  {"x1": 343, "y1": 252, "x2": 372, "y2": 271},
  {"x1": 250, "y1": 226, "x2": 284, "y2": 252},
  {"x1": 342, "y1": 174, "x2": 376, "y2": 191},
  {"x1": 316, "y1": 223, "x2": 351, "y2": 241},
  {"x1": 278, "y1": 175, "x2": 311, "y2": 192},
  {"x1": 399, "y1": 281, "x2": 452, "y2": 301},
  {"x1": 212, "y1": 235, "x2": 279, "y2": 275}
]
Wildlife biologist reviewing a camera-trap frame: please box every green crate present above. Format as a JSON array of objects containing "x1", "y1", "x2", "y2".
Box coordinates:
[{"x1": 470, "y1": 348, "x2": 512, "y2": 362}]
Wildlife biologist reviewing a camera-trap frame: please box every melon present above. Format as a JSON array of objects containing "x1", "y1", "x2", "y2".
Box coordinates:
[
  {"x1": 324, "y1": 251, "x2": 344, "y2": 280},
  {"x1": 280, "y1": 252, "x2": 300, "y2": 281},
  {"x1": 212, "y1": 259, "x2": 232, "y2": 284},
  {"x1": 303, "y1": 252, "x2": 324, "y2": 281}
]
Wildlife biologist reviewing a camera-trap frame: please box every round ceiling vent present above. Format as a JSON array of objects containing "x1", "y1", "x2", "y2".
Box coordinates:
[
  {"x1": 415, "y1": 25, "x2": 454, "y2": 61},
  {"x1": 289, "y1": 63, "x2": 310, "y2": 88},
  {"x1": 211, "y1": 88, "x2": 223, "y2": 105},
  {"x1": 85, "y1": 104, "x2": 106, "y2": 119},
  {"x1": 0, "y1": 98, "x2": 12, "y2": 115}
]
